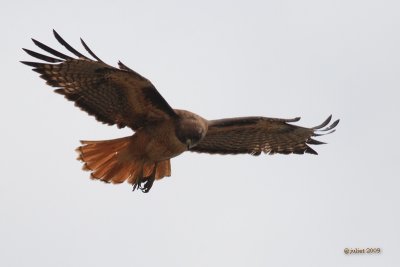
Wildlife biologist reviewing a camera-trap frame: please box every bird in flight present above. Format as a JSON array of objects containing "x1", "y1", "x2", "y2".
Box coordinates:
[{"x1": 22, "y1": 30, "x2": 339, "y2": 193}]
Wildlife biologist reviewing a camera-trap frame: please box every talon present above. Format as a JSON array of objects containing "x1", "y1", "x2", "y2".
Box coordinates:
[
  {"x1": 132, "y1": 179, "x2": 143, "y2": 192},
  {"x1": 132, "y1": 176, "x2": 154, "y2": 193},
  {"x1": 141, "y1": 177, "x2": 155, "y2": 193},
  {"x1": 132, "y1": 181, "x2": 139, "y2": 191},
  {"x1": 132, "y1": 162, "x2": 158, "y2": 193}
]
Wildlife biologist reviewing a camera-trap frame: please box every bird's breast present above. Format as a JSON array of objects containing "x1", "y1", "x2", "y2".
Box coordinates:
[{"x1": 141, "y1": 120, "x2": 187, "y2": 161}]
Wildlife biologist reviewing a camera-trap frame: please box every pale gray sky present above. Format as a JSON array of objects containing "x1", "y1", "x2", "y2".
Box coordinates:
[{"x1": 1, "y1": 0, "x2": 399, "y2": 266}]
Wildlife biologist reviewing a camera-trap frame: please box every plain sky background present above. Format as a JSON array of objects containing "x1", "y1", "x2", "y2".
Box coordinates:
[{"x1": 1, "y1": 0, "x2": 399, "y2": 266}]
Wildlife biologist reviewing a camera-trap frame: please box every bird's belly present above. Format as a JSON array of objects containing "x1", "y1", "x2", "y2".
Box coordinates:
[
  {"x1": 145, "y1": 137, "x2": 186, "y2": 161},
  {"x1": 132, "y1": 124, "x2": 186, "y2": 161}
]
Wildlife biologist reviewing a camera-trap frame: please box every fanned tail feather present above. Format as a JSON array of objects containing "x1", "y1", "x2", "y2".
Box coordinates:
[{"x1": 76, "y1": 136, "x2": 171, "y2": 186}]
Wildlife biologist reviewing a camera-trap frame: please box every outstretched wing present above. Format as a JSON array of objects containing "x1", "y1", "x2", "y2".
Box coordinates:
[
  {"x1": 190, "y1": 115, "x2": 339, "y2": 155},
  {"x1": 21, "y1": 30, "x2": 177, "y2": 130}
]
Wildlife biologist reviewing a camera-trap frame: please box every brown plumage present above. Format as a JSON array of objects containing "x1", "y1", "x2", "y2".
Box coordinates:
[{"x1": 22, "y1": 30, "x2": 339, "y2": 193}]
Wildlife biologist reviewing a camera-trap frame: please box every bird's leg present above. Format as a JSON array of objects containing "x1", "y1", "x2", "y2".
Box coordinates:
[
  {"x1": 132, "y1": 167, "x2": 144, "y2": 192},
  {"x1": 132, "y1": 163, "x2": 157, "y2": 193},
  {"x1": 140, "y1": 163, "x2": 157, "y2": 193}
]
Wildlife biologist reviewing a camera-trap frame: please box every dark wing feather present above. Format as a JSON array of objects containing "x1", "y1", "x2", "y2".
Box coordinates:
[
  {"x1": 190, "y1": 116, "x2": 339, "y2": 155},
  {"x1": 21, "y1": 30, "x2": 176, "y2": 130}
]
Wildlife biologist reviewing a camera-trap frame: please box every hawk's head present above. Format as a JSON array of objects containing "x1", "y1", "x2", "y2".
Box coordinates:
[{"x1": 174, "y1": 110, "x2": 208, "y2": 149}]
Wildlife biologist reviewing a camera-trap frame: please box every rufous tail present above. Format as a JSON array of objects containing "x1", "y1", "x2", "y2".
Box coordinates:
[{"x1": 76, "y1": 136, "x2": 171, "y2": 185}]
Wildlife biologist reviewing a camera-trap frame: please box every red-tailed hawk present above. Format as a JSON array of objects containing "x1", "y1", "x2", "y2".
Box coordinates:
[{"x1": 22, "y1": 30, "x2": 339, "y2": 193}]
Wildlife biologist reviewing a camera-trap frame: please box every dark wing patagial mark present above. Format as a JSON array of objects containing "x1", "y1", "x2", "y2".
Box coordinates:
[
  {"x1": 190, "y1": 115, "x2": 339, "y2": 155},
  {"x1": 21, "y1": 30, "x2": 177, "y2": 130},
  {"x1": 141, "y1": 86, "x2": 178, "y2": 118}
]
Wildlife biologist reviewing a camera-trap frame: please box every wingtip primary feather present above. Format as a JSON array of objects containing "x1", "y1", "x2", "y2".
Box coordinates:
[
  {"x1": 313, "y1": 117, "x2": 339, "y2": 134},
  {"x1": 118, "y1": 61, "x2": 130, "y2": 70},
  {"x1": 305, "y1": 146, "x2": 318, "y2": 155},
  {"x1": 313, "y1": 129, "x2": 336, "y2": 136},
  {"x1": 20, "y1": 61, "x2": 41, "y2": 67},
  {"x1": 287, "y1": 117, "x2": 301, "y2": 122},
  {"x1": 323, "y1": 119, "x2": 340, "y2": 131},
  {"x1": 53, "y1": 29, "x2": 89, "y2": 59},
  {"x1": 313, "y1": 115, "x2": 332, "y2": 129},
  {"x1": 31, "y1": 37, "x2": 73, "y2": 60},
  {"x1": 80, "y1": 37, "x2": 103, "y2": 62},
  {"x1": 307, "y1": 138, "x2": 326, "y2": 145},
  {"x1": 22, "y1": 48, "x2": 63, "y2": 63}
]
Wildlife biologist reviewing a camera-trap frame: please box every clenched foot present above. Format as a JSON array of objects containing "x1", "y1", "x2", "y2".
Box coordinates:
[
  {"x1": 132, "y1": 163, "x2": 157, "y2": 193},
  {"x1": 133, "y1": 176, "x2": 155, "y2": 193}
]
